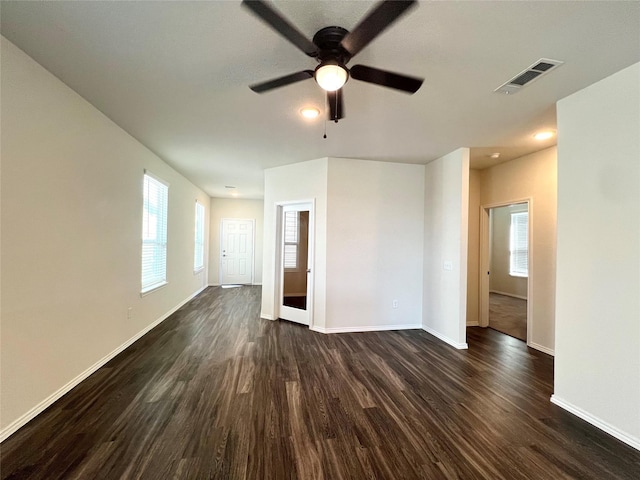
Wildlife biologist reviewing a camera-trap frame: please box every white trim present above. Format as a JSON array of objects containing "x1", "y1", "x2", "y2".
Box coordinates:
[
  {"x1": 479, "y1": 199, "x2": 533, "y2": 348},
  {"x1": 466, "y1": 321, "x2": 479, "y2": 327},
  {"x1": 529, "y1": 342, "x2": 554, "y2": 356},
  {"x1": 251, "y1": 283, "x2": 262, "y2": 286},
  {"x1": 489, "y1": 290, "x2": 528, "y2": 301},
  {"x1": 0, "y1": 286, "x2": 207, "y2": 444},
  {"x1": 260, "y1": 312, "x2": 275, "y2": 320},
  {"x1": 550, "y1": 395, "x2": 640, "y2": 451},
  {"x1": 311, "y1": 324, "x2": 421, "y2": 334},
  {"x1": 276, "y1": 200, "x2": 316, "y2": 328},
  {"x1": 140, "y1": 280, "x2": 168, "y2": 297},
  {"x1": 422, "y1": 325, "x2": 469, "y2": 350}
]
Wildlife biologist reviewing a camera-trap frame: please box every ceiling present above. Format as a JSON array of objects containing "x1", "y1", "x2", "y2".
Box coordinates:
[{"x1": 2, "y1": 1, "x2": 639, "y2": 199}]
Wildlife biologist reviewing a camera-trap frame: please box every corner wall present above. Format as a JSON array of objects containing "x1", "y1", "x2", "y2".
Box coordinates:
[
  {"x1": 1, "y1": 37, "x2": 209, "y2": 438},
  {"x1": 423, "y1": 148, "x2": 470, "y2": 349},
  {"x1": 261, "y1": 159, "x2": 329, "y2": 326},
  {"x1": 477, "y1": 147, "x2": 557, "y2": 353},
  {"x1": 208, "y1": 198, "x2": 264, "y2": 286},
  {"x1": 553, "y1": 62, "x2": 640, "y2": 449}
]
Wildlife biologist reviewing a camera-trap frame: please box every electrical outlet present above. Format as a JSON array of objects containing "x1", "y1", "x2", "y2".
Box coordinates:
[
  {"x1": 127, "y1": 307, "x2": 133, "y2": 320},
  {"x1": 392, "y1": 300, "x2": 399, "y2": 309}
]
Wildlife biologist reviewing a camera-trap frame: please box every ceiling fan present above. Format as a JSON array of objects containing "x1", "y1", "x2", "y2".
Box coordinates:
[{"x1": 242, "y1": 0, "x2": 424, "y2": 122}]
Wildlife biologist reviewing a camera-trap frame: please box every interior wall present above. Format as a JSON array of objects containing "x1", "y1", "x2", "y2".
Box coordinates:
[
  {"x1": 1, "y1": 38, "x2": 210, "y2": 435},
  {"x1": 325, "y1": 158, "x2": 424, "y2": 331},
  {"x1": 208, "y1": 198, "x2": 264, "y2": 286},
  {"x1": 477, "y1": 147, "x2": 557, "y2": 353},
  {"x1": 261, "y1": 158, "x2": 328, "y2": 327},
  {"x1": 489, "y1": 204, "x2": 528, "y2": 298},
  {"x1": 466, "y1": 169, "x2": 481, "y2": 326},
  {"x1": 554, "y1": 62, "x2": 640, "y2": 449},
  {"x1": 423, "y1": 148, "x2": 470, "y2": 349}
]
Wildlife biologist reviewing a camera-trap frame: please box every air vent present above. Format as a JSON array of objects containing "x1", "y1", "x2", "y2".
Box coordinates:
[{"x1": 494, "y1": 58, "x2": 564, "y2": 95}]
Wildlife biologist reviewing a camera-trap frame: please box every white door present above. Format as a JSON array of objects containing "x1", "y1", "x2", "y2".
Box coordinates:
[
  {"x1": 221, "y1": 219, "x2": 254, "y2": 285},
  {"x1": 279, "y1": 203, "x2": 312, "y2": 325}
]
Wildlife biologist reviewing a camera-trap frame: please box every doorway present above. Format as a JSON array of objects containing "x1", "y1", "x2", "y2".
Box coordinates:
[
  {"x1": 220, "y1": 218, "x2": 255, "y2": 285},
  {"x1": 278, "y1": 202, "x2": 313, "y2": 326},
  {"x1": 480, "y1": 201, "x2": 531, "y2": 343}
]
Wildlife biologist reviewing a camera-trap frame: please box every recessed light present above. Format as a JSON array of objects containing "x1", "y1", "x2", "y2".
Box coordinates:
[
  {"x1": 489, "y1": 152, "x2": 501, "y2": 159},
  {"x1": 533, "y1": 130, "x2": 556, "y2": 141},
  {"x1": 300, "y1": 107, "x2": 320, "y2": 119}
]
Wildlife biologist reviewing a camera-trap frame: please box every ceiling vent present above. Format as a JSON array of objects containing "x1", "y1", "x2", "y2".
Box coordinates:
[{"x1": 494, "y1": 58, "x2": 564, "y2": 95}]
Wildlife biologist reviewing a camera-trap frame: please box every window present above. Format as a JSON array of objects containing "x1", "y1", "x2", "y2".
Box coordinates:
[
  {"x1": 510, "y1": 211, "x2": 528, "y2": 277},
  {"x1": 283, "y1": 210, "x2": 299, "y2": 270},
  {"x1": 141, "y1": 172, "x2": 169, "y2": 293},
  {"x1": 194, "y1": 201, "x2": 205, "y2": 272}
]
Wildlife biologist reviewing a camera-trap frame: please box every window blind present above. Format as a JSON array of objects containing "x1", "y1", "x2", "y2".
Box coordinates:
[
  {"x1": 142, "y1": 173, "x2": 169, "y2": 292},
  {"x1": 283, "y1": 211, "x2": 299, "y2": 269},
  {"x1": 509, "y1": 211, "x2": 528, "y2": 277},
  {"x1": 194, "y1": 202, "x2": 205, "y2": 271}
]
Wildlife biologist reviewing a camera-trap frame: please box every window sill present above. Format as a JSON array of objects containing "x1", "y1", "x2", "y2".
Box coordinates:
[
  {"x1": 194, "y1": 267, "x2": 205, "y2": 275},
  {"x1": 509, "y1": 273, "x2": 528, "y2": 278},
  {"x1": 140, "y1": 281, "x2": 168, "y2": 297}
]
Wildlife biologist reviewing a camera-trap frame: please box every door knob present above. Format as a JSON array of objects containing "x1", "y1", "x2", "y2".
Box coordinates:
[{"x1": 306, "y1": 269, "x2": 311, "y2": 273}]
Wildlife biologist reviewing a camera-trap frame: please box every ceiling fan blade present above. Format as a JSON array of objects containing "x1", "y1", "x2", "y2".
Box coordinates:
[
  {"x1": 250, "y1": 70, "x2": 314, "y2": 93},
  {"x1": 327, "y1": 89, "x2": 344, "y2": 121},
  {"x1": 340, "y1": 0, "x2": 417, "y2": 57},
  {"x1": 242, "y1": 1, "x2": 318, "y2": 57},
  {"x1": 350, "y1": 64, "x2": 423, "y2": 94}
]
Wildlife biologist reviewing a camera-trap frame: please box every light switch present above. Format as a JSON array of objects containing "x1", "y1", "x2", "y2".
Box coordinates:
[{"x1": 443, "y1": 261, "x2": 453, "y2": 271}]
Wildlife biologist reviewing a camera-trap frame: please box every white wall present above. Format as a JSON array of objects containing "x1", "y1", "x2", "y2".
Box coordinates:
[
  {"x1": 423, "y1": 148, "x2": 470, "y2": 349},
  {"x1": 478, "y1": 147, "x2": 557, "y2": 353},
  {"x1": 0, "y1": 38, "x2": 210, "y2": 438},
  {"x1": 553, "y1": 62, "x2": 640, "y2": 449},
  {"x1": 208, "y1": 198, "x2": 264, "y2": 286},
  {"x1": 325, "y1": 158, "x2": 424, "y2": 331},
  {"x1": 261, "y1": 158, "x2": 328, "y2": 327},
  {"x1": 466, "y1": 169, "x2": 481, "y2": 325}
]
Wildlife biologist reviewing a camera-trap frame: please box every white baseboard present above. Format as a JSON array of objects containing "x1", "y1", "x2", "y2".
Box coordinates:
[
  {"x1": 528, "y1": 342, "x2": 555, "y2": 356},
  {"x1": 489, "y1": 290, "x2": 527, "y2": 300},
  {"x1": 311, "y1": 323, "x2": 421, "y2": 334},
  {"x1": 466, "y1": 321, "x2": 479, "y2": 327},
  {"x1": 550, "y1": 395, "x2": 640, "y2": 451},
  {"x1": 422, "y1": 326, "x2": 468, "y2": 350},
  {"x1": 260, "y1": 313, "x2": 275, "y2": 320},
  {"x1": 0, "y1": 286, "x2": 207, "y2": 444},
  {"x1": 252, "y1": 283, "x2": 262, "y2": 286}
]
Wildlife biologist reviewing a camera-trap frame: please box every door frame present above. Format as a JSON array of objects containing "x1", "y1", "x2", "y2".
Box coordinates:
[
  {"x1": 273, "y1": 199, "x2": 315, "y2": 328},
  {"x1": 219, "y1": 218, "x2": 256, "y2": 285},
  {"x1": 479, "y1": 198, "x2": 533, "y2": 345}
]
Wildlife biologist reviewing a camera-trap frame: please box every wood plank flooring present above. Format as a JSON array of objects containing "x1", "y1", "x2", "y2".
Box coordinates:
[
  {"x1": 489, "y1": 293, "x2": 527, "y2": 341},
  {"x1": 2, "y1": 286, "x2": 639, "y2": 479}
]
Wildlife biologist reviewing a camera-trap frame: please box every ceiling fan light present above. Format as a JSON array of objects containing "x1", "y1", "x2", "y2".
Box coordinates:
[
  {"x1": 315, "y1": 64, "x2": 348, "y2": 91},
  {"x1": 300, "y1": 107, "x2": 320, "y2": 119}
]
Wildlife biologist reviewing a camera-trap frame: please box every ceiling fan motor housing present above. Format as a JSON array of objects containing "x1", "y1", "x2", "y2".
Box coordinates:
[{"x1": 313, "y1": 26, "x2": 351, "y2": 65}]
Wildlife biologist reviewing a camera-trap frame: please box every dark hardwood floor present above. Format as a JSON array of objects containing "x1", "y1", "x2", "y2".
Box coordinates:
[
  {"x1": 489, "y1": 292, "x2": 527, "y2": 341},
  {"x1": 2, "y1": 286, "x2": 639, "y2": 479}
]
